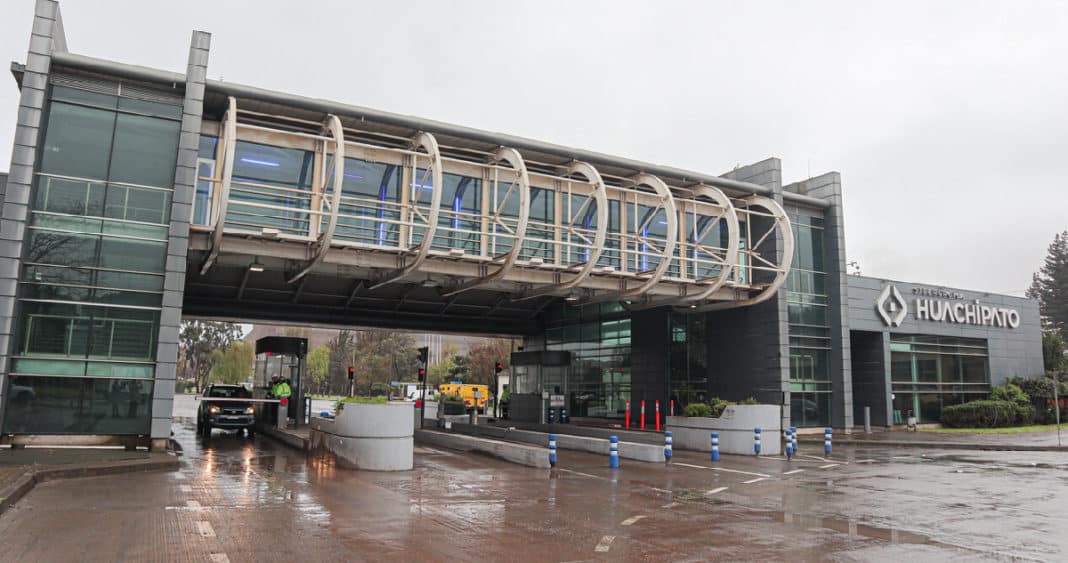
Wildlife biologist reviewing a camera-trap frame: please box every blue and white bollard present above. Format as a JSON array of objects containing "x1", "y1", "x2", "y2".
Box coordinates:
[
  {"x1": 754, "y1": 427, "x2": 762, "y2": 455},
  {"x1": 664, "y1": 431, "x2": 673, "y2": 463},
  {"x1": 548, "y1": 433, "x2": 558, "y2": 466},
  {"x1": 711, "y1": 432, "x2": 720, "y2": 462},
  {"x1": 609, "y1": 436, "x2": 620, "y2": 468},
  {"x1": 561, "y1": 408, "x2": 569, "y2": 424},
  {"x1": 824, "y1": 428, "x2": 833, "y2": 456},
  {"x1": 785, "y1": 427, "x2": 794, "y2": 460},
  {"x1": 548, "y1": 407, "x2": 556, "y2": 424},
  {"x1": 790, "y1": 426, "x2": 798, "y2": 454}
]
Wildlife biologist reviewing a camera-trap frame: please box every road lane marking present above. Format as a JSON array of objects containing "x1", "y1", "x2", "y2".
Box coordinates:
[
  {"x1": 594, "y1": 536, "x2": 616, "y2": 552},
  {"x1": 661, "y1": 501, "x2": 681, "y2": 509},
  {"x1": 705, "y1": 486, "x2": 728, "y2": 496},
  {"x1": 196, "y1": 521, "x2": 216, "y2": 538},
  {"x1": 557, "y1": 468, "x2": 602, "y2": 480},
  {"x1": 673, "y1": 462, "x2": 769, "y2": 478},
  {"x1": 742, "y1": 477, "x2": 766, "y2": 484},
  {"x1": 854, "y1": 459, "x2": 876, "y2": 463},
  {"x1": 209, "y1": 555, "x2": 230, "y2": 563},
  {"x1": 178, "y1": 485, "x2": 192, "y2": 493},
  {"x1": 799, "y1": 454, "x2": 846, "y2": 464},
  {"x1": 186, "y1": 500, "x2": 201, "y2": 509},
  {"x1": 819, "y1": 463, "x2": 840, "y2": 469},
  {"x1": 621, "y1": 515, "x2": 647, "y2": 526},
  {"x1": 783, "y1": 469, "x2": 805, "y2": 475}
]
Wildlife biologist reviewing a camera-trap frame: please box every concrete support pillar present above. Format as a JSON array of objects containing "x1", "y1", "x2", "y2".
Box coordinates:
[
  {"x1": 0, "y1": 0, "x2": 66, "y2": 432},
  {"x1": 150, "y1": 30, "x2": 211, "y2": 447}
]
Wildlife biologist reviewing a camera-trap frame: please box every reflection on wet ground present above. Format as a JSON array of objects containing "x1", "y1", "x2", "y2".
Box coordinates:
[{"x1": 0, "y1": 407, "x2": 1065, "y2": 561}]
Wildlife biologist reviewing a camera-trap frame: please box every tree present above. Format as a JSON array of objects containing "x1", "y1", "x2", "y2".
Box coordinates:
[
  {"x1": 465, "y1": 338, "x2": 516, "y2": 386},
  {"x1": 179, "y1": 321, "x2": 243, "y2": 392},
  {"x1": 307, "y1": 344, "x2": 330, "y2": 394},
  {"x1": 1028, "y1": 231, "x2": 1068, "y2": 341},
  {"x1": 209, "y1": 341, "x2": 254, "y2": 384},
  {"x1": 1042, "y1": 330, "x2": 1067, "y2": 374}
]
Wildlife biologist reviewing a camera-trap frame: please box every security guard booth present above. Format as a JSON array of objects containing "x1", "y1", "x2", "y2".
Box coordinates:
[{"x1": 253, "y1": 337, "x2": 308, "y2": 428}]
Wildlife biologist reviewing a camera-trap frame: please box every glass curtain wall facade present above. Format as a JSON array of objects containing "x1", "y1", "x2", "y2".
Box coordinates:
[
  {"x1": 787, "y1": 211, "x2": 832, "y2": 427},
  {"x1": 669, "y1": 313, "x2": 709, "y2": 408},
  {"x1": 543, "y1": 302, "x2": 630, "y2": 419},
  {"x1": 890, "y1": 335, "x2": 989, "y2": 424},
  {"x1": 3, "y1": 80, "x2": 181, "y2": 434}
]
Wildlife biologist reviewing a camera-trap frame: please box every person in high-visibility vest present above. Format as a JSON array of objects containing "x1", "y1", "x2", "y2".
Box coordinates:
[{"x1": 270, "y1": 375, "x2": 292, "y2": 401}]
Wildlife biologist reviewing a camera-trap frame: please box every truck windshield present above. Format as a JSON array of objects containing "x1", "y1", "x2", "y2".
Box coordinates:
[{"x1": 207, "y1": 387, "x2": 251, "y2": 398}]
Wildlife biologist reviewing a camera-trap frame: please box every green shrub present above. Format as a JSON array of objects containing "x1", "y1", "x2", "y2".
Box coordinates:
[
  {"x1": 1015, "y1": 403, "x2": 1036, "y2": 425},
  {"x1": 740, "y1": 396, "x2": 759, "y2": 405},
  {"x1": 991, "y1": 383, "x2": 1030, "y2": 407},
  {"x1": 335, "y1": 396, "x2": 389, "y2": 412},
  {"x1": 710, "y1": 401, "x2": 730, "y2": 417},
  {"x1": 684, "y1": 403, "x2": 713, "y2": 417},
  {"x1": 941, "y1": 400, "x2": 1018, "y2": 428}
]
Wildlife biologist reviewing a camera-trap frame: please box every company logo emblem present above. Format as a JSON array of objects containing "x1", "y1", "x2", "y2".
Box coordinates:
[{"x1": 875, "y1": 285, "x2": 907, "y2": 327}]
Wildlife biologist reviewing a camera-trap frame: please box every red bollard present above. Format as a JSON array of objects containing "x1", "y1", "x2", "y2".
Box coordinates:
[
  {"x1": 670, "y1": 399, "x2": 675, "y2": 417},
  {"x1": 640, "y1": 400, "x2": 646, "y2": 430},
  {"x1": 655, "y1": 400, "x2": 661, "y2": 432},
  {"x1": 625, "y1": 400, "x2": 631, "y2": 429}
]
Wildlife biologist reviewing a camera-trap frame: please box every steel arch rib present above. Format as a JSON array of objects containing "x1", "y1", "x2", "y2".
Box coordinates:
[
  {"x1": 626, "y1": 184, "x2": 739, "y2": 310},
  {"x1": 200, "y1": 96, "x2": 238, "y2": 275},
  {"x1": 288, "y1": 115, "x2": 345, "y2": 283},
  {"x1": 583, "y1": 173, "x2": 677, "y2": 303},
  {"x1": 440, "y1": 146, "x2": 531, "y2": 297},
  {"x1": 514, "y1": 161, "x2": 608, "y2": 300},
  {"x1": 369, "y1": 131, "x2": 444, "y2": 290},
  {"x1": 684, "y1": 194, "x2": 793, "y2": 312}
]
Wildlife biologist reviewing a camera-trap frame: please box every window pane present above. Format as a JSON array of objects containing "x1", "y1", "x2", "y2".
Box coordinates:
[
  {"x1": 98, "y1": 237, "x2": 167, "y2": 273},
  {"x1": 104, "y1": 184, "x2": 171, "y2": 224},
  {"x1": 24, "y1": 230, "x2": 99, "y2": 267},
  {"x1": 117, "y1": 97, "x2": 182, "y2": 119},
  {"x1": 108, "y1": 114, "x2": 181, "y2": 187},
  {"x1": 39, "y1": 102, "x2": 115, "y2": 181},
  {"x1": 17, "y1": 302, "x2": 158, "y2": 362},
  {"x1": 2, "y1": 376, "x2": 153, "y2": 435},
  {"x1": 34, "y1": 176, "x2": 106, "y2": 216}
]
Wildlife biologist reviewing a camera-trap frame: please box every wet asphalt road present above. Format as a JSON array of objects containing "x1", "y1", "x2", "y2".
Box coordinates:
[{"x1": 0, "y1": 396, "x2": 1066, "y2": 561}]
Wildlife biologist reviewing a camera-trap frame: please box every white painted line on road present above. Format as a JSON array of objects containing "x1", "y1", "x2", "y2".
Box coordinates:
[
  {"x1": 783, "y1": 469, "x2": 805, "y2": 475},
  {"x1": 173, "y1": 473, "x2": 187, "y2": 480},
  {"x1": 209, "y1": 554, "x2": 230, "y2": 563},
  {"x1": 557, "y1": 468, "x2": 602, "y2": 480},
  {"x1": 673, "y1": 462, "x2": 770, "y2": 478},
  {"x1": 594, "y1": 535, "x2": 616, "y2": 552},
  {"x1": 186, "y1": 500, "x2": 201, "y2": 509},
  {"x1": 621, "y1": 515, "x2": 647, "y2": 526},
  {"x1": 742, "y1": 477, "x2": 766, "y2": 484},
  {"x1": 799, "y1": 454, "x2": 845, "y2": 463},
  {"x1": 705, "y1": 487, "x2": 728, "y2": 496},
  {"x1": 178, "y1": 485, "x2": 192, "y2": 493},
  {"x1": 660, "y1": 501, "x2": 681, "y2": 509},
  {"x1": 854, "y1": 459, "x2": 876, "y2": 464},
  {"x1": 819, "y1": 463, "x2": 840, "y2": 469},
  {"x1": 196, "y1": 521, "x2": 216, "y2": 538}
]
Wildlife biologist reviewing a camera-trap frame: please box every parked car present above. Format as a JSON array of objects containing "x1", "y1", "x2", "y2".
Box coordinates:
[{"x1": 197, "y1": 384, "x2": 255, "y2": 438}]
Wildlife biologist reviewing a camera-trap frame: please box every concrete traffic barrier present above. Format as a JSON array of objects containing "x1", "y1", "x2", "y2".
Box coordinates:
[
  {"x1": 610, "y1": 436, "x2": 620, "y2": 468},
  {"x1": 824, "y1": 428, "x2": 832, "y2": 455},
  {"x1": 664, "y1": 431, "x2": 673, "y2": 463},
  {"x1": 549, "y1": 433, "x2": 557, "y2": 468},
  {"x1": 711, "y1": 432, "x2": 720, "y2": 462},
  {"x1": 754, "y1": 427, "x2": 761, "y2": 455}
]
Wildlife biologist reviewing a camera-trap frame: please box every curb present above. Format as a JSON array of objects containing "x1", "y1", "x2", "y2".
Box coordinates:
[
  {"x1": 797, "y1": 437, "x2": 1068, "y2": 452},
  {"x1": 0, "y1": 456, "x2": 180, "y2": 517}
]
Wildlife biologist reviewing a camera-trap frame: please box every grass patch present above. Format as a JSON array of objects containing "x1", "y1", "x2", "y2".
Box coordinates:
[{"x1": 920, "y1": 423, "x2": 1066, "y2": 434}]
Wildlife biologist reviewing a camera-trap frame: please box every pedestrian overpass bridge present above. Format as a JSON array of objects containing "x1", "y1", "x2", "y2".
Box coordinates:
[{"x1": 183, "y1": 95, "x2": 796, "y2": 333}]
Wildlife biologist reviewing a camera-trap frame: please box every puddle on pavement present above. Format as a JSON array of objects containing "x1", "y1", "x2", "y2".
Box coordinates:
[{"x1": 762, "y1": 510, "x2": 934, "y2": 546}]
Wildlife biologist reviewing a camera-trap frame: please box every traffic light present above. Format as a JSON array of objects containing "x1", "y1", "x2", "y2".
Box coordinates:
[
  {"x1": 418, "y1": 367, "x2": 426, "y2": 383},
  {"x1": 347, "y1": 366, "x2": 355, "y2": 381},
  {"x1": 495, "y1": 361, "x2": 504, "y2": 375},
  {"x1": 417, "y1": 346, "x2": 429, "y2": 366}
]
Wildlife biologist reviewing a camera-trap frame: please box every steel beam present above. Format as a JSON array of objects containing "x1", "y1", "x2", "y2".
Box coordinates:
[
  {"x1": 199, "y1": 96, "x2": 237, "y2": 275},
  {"x1": 287, "y1": 114, "x2": 345, "y2": 283},
  {"x1": 368, "y1": 131, "x2": 444, "y2": 289}
]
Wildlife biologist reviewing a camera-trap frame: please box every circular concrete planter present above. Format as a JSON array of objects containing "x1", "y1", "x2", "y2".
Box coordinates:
[{"x1": 319, "y1": 401, "x2": 415, "y2": 470}]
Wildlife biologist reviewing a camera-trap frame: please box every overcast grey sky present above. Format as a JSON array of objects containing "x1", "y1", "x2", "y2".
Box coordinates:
[{"x1": 2, "y1": 1, "x2": 1065, "y2": 296}]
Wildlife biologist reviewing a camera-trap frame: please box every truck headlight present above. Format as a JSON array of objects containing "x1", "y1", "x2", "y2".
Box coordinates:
[
  {"x1": 245, "y1": 406, "x2": 255, "y2": 415},
  {"x1": 209, "y1": 406, "x2": 220, "y2": 414}
]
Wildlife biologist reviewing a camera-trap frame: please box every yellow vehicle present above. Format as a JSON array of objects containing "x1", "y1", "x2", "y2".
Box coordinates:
[{"x1": 439, "y1": 382, "x2": 489, "y2": 413}]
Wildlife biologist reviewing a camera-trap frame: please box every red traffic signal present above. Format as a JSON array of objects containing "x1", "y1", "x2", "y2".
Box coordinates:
[
  {"x1": 495, "y1": 361, "x2": 504, "y2": 374},
  {"x1": 418, "y1": 368, "x2": 426, "y2": 382},
  {"x1": 347, "y1": 366, "x2": 355, "y2": 380}
]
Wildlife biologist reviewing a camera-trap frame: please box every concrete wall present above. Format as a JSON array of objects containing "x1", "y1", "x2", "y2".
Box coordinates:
[
  {"x1": 847, "y1": 275, "x2": 1045, "y2": 384},
  {"x1": 311, "y1": 402, "x2": 414, "y2": 470},
  {"x1": 151, "y1": 31, "x2": 210, "y2": 447},
  {"x1": 414, "y1": 429, "x2": 550, "y2": 469},
  {"x1": 667, "y1": 405, "x2": 782, "y2": 455},
  {"x1": 0, "y1": 0, "x2": 65, "y2": 430}
]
